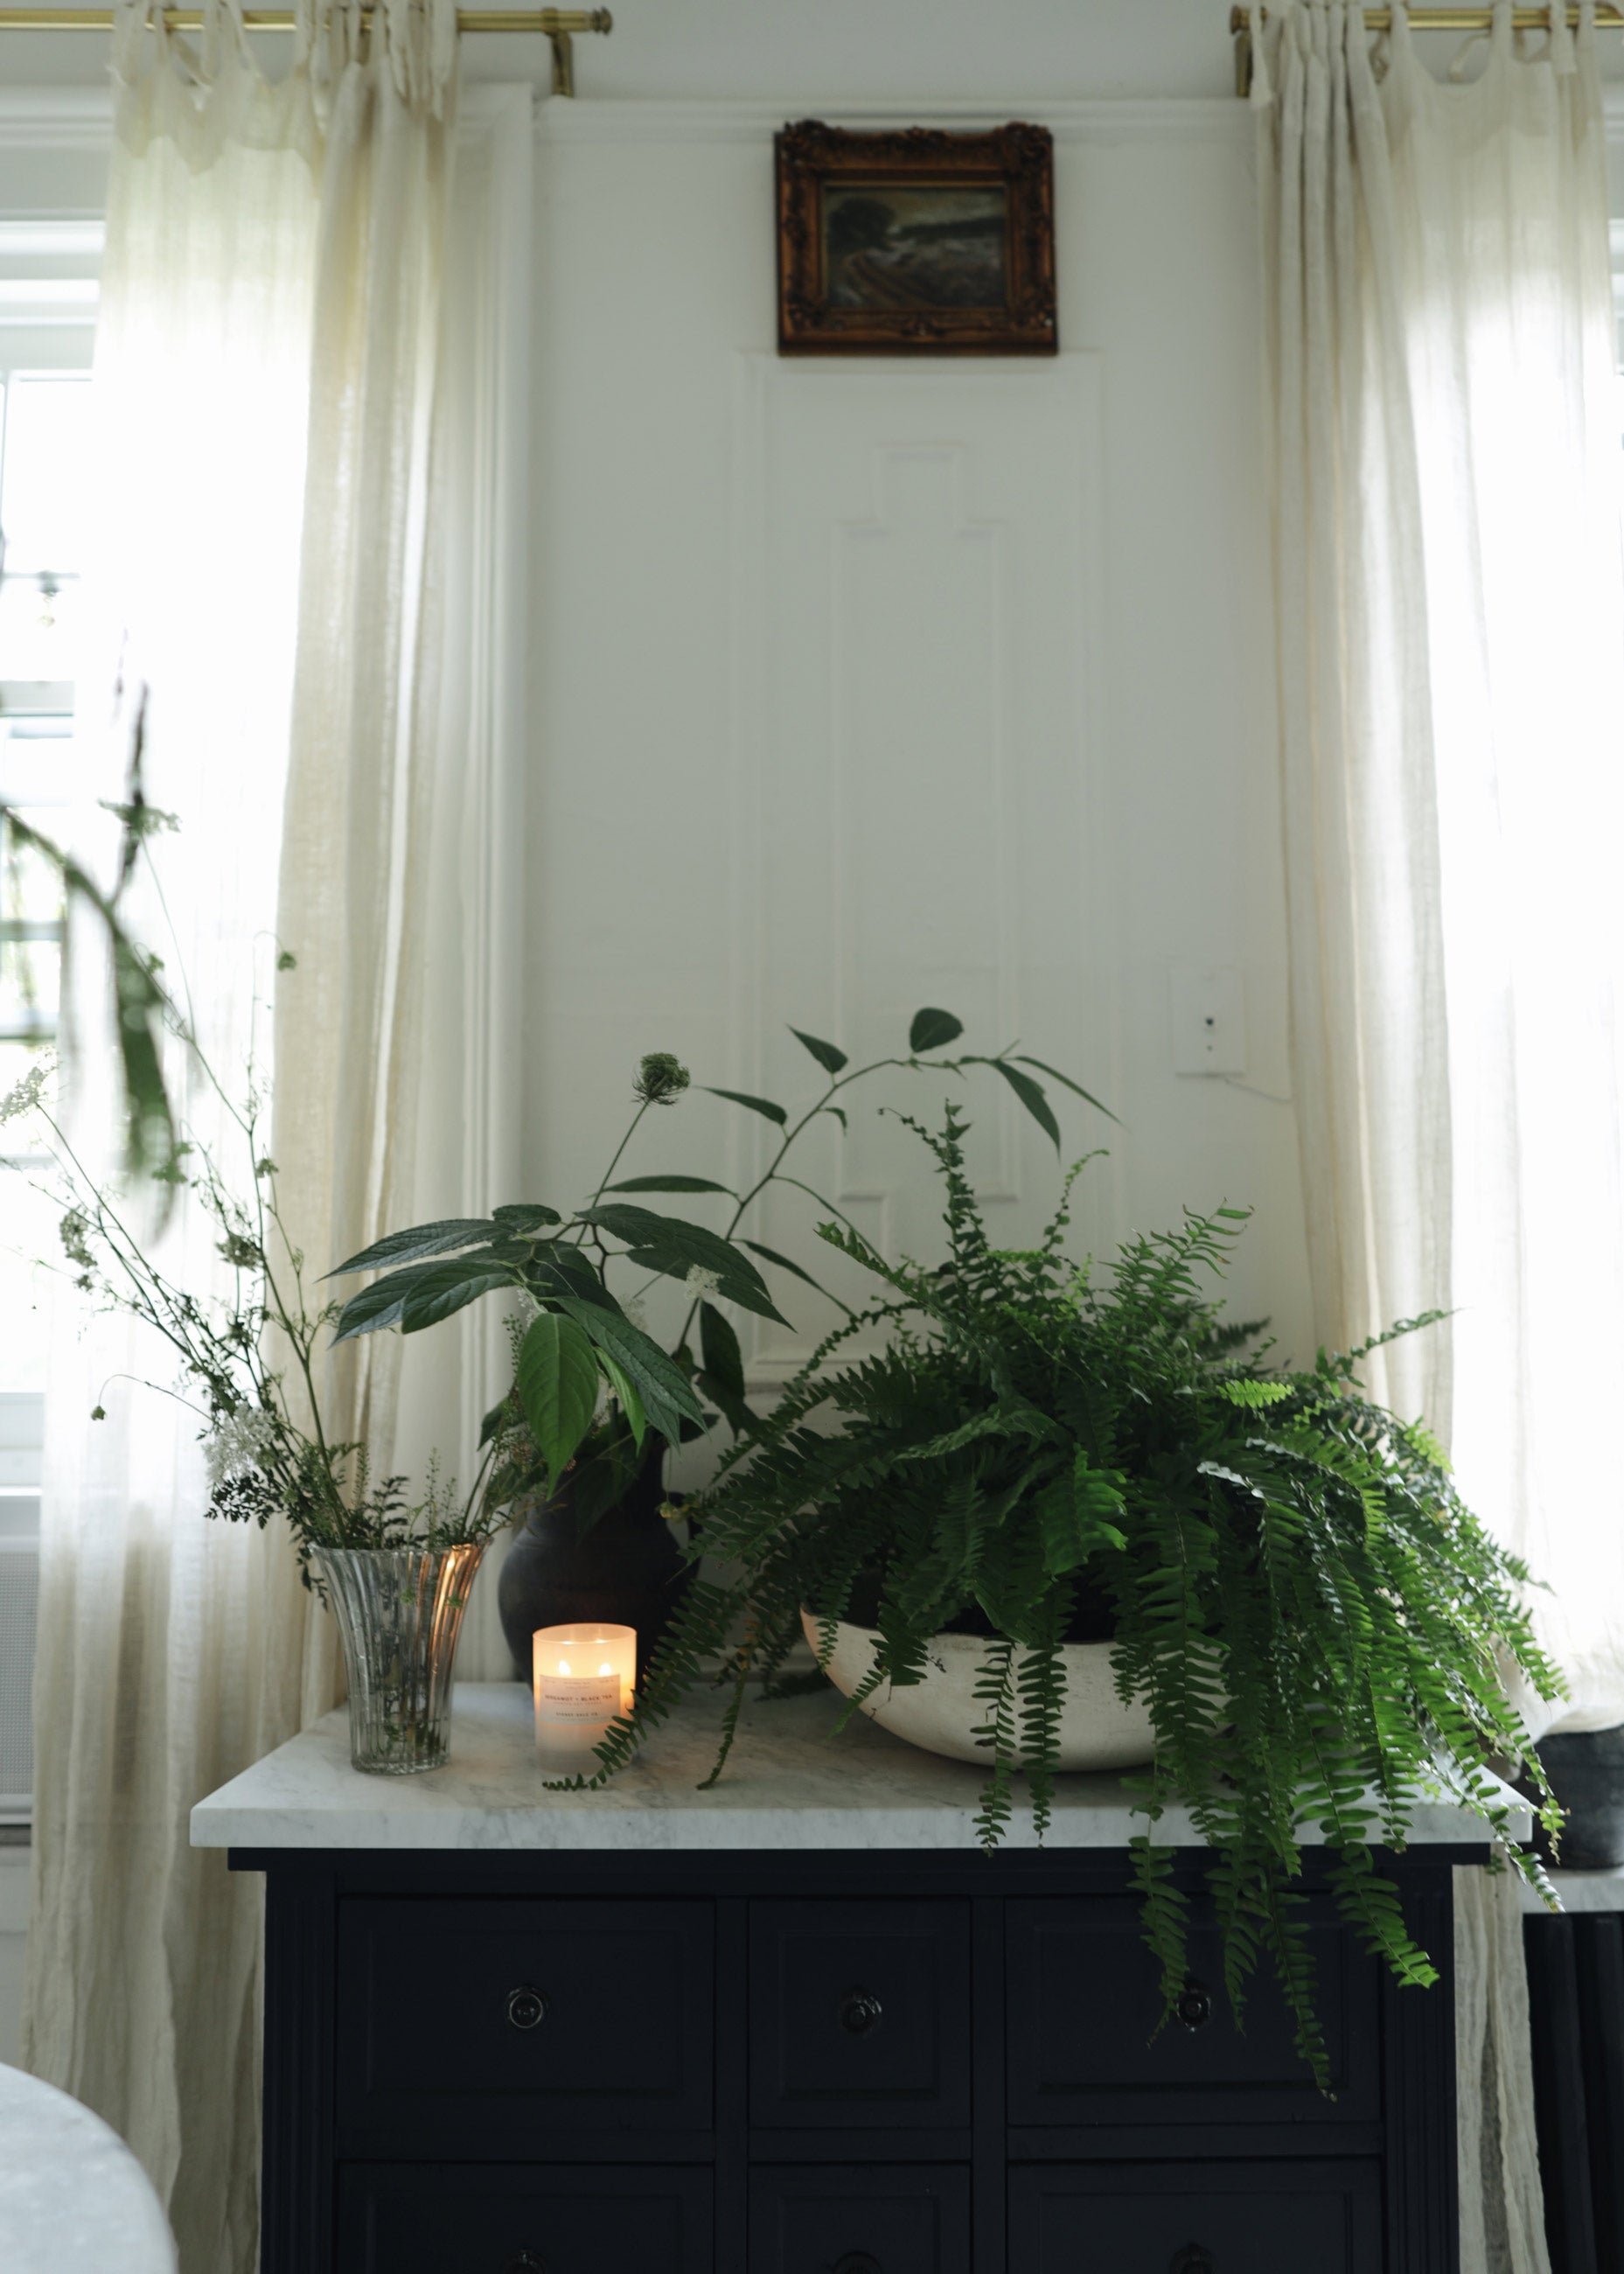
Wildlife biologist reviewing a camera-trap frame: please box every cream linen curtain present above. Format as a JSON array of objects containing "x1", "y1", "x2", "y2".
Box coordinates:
[
  {"x1": 1255, "y1": 3, "x2": 1624, "y2": 2267},
  {"x1": 22, "y1": 5, "x2": 458, "y2": 2269}
]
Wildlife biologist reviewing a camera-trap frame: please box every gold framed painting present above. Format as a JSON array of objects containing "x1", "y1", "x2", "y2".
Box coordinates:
[{"x1": 775, "y1": 121, "x2": 1058, "y2": 357}]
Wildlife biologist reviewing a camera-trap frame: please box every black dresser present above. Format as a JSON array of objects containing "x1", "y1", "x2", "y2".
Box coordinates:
[{"x1": 193, "y1": 1685, "x2": 1488, "y2": 2274}]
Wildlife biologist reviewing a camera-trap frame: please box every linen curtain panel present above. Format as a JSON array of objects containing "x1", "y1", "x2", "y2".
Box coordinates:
[
  {"x1": 1255, "y1": 3, "x2": 1624, "y2": 2267},
  {"x1": 22, "y1": 6, "x2": 457, "y2": 2269}
]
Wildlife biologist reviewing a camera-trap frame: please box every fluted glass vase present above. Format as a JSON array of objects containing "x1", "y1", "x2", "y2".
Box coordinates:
[{"x1": 314, "y1": 1544, "x2": 486, "y2": 1775}]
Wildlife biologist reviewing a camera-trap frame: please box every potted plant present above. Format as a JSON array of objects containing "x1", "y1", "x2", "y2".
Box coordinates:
[
  {"x1": 583, "y1": 1102, "x2": 1564, "y2": 2084},
  {"x1": 332, "y1": 1009, "x2": 1110, "y2": 1680},
  {"x1": 3, "y1": 1043, "x2": 527, "y2": 1774}
]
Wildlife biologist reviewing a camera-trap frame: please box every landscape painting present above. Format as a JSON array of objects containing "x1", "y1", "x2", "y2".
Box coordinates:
[
  {"x1": 822, "y1": 185, "x2": 1010, "y2": 312},
  {"x1": 776, "y1": 121, "x2": 1057, "y2": 357}
]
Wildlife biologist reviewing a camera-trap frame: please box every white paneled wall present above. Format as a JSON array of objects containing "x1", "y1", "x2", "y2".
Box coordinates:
[
  {"x1": 525, "y1": 101, "x2": 1314, "y2": 1440},
  {"x1": 733, "y1": 356, "x2": 1116, "y2": 1374}
]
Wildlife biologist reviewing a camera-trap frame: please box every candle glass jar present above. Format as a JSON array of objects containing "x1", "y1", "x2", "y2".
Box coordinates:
[
  {"x1": 315, "y1": 1543, "x2": 487, "y2": 1775},
  {"x1": 533, "y1": 1622, "x2": 638, "y2": 1768}
]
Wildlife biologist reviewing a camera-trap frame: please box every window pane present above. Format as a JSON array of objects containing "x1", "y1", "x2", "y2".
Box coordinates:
[
  {"x1": 0, "y1": 375, "x2": 93, "y2": 575},
  {"x1": 0, "y1": 1179, "x2": 59, "y2": 1396},
  {"x1": 0, "y1": 573, "x2": 81, "y2": 681},
  {"x1": 1, "y1": 815, "x2": 63, "y2": 1041}
]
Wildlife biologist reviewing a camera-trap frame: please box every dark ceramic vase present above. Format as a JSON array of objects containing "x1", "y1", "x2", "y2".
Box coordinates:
[
  {"x1": 1537, "y1": 1726, "x2": 1624, "y2": 1869},
  {"x1": 496, "y1": 1440, "x2": 691, "y2": 1685}
]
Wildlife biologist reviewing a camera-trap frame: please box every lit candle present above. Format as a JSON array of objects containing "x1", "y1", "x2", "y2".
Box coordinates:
[{"x1": 533, "y1": 1623, "x2": 638, "y2": 1767}]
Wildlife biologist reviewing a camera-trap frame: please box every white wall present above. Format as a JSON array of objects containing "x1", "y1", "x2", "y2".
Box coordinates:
[
  {"x1": 7, "y1": 2, "x2": 1624, "y2": 99},
  {"x1": 523, "y1": 96, "x2": 1315, "y2": 1416}
]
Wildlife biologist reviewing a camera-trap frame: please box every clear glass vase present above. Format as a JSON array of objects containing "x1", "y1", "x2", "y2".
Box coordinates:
[{"x1": 314, "y1": 1544, "x2": 486, "y2": 1775}]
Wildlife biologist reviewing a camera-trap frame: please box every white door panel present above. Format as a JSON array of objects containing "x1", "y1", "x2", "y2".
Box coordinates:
[{"x1": 729, "y1": 356, "x2": 1119, "y2": 1380}]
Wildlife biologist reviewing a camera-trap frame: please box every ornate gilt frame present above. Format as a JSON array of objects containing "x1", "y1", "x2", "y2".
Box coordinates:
[{"x1": 775, "y1": 121, "x2": 1058, "y2": 358}]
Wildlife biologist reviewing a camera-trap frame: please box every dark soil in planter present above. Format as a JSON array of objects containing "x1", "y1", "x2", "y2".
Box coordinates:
[{"x1": 840, "y1": 1568, "x2": 1117, "y2": 1645}]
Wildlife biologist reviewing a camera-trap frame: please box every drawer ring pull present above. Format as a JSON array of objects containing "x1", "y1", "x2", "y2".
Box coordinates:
[
  {"x1": 505, "y1": 1985, "x2": 549, "y2": 2033},
  {"x1": 839, "y1": 1986, "x2": 883, "y2": 2036},
  {"x1": 1171, "y1": 2249, "x2": 1215, "y2": 2274},
  {"x1": 1175, "y1": 1978, "x2": 1214, "y2": 2032},
  {"x1": 833, "y1": 2257, "x2": 883, "y2": 2274}
]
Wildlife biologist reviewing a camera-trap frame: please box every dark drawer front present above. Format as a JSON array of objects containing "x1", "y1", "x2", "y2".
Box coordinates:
[
  {"x1": 750, "y1": 2166, "x2": 972, "y2": 2274},
  {"x1": 336, "y1": 1899, "x2": 713, "y2": 2145},
  {"x1": 1010, "y1": 2160, "x2": 1383, "y2": 2273},
  {"x1": 1007, "y1": 1897, "x2": 1379, "y2": 2124},
  {"x1": 337, "y1": 2163, "x2": 712, "y2": 2274},
  {"x1": 750, "y1": 1900, "x2": 972, "y2": 2130}
]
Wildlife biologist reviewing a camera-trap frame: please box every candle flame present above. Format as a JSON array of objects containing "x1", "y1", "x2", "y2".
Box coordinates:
[
  {"x1": 557, "y1": 1658, "x2": 571, "y2": 1676},
  {"x1": 598, "y1": 1662, "x2": 612, "y2": 1677}
]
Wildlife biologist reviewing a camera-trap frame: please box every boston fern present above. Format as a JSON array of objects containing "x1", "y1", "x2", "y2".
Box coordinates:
[{"x1": 586, "y1": 1102, "x2": 1564, "y2": 2084}]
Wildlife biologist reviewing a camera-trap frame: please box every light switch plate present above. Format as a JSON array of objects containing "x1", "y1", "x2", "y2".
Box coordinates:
[{"x1": 1170, "y1": 966, "x2": 1246, "y2": 1077}]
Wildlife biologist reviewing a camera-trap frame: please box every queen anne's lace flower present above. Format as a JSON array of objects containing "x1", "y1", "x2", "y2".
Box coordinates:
[
  {"x1": 203, "y1": 1406, "x2": 279, "y2": 1488},
  {"x1": 685, "y1": 1266, "x2": 721, "y2": 1299},
  {"x1": 0, "y1": 1061, "x2": 49, "y2": 1126}
]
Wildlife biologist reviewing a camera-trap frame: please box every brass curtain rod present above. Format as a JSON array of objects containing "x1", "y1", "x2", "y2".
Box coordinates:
[
  {"x1": 0, "y1": 6, "x2": 611, "y2": 93},
  {"x1": 1231, "y1": 4, "x2": 1624, "y2": 95}
]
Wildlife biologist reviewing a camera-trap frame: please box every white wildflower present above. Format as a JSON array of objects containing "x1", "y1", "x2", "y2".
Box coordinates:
[
  {"x1": 684, "y1": 1266, "x2": 721, "y2": 1300},
  {"x1": 0, "y1": 1058, "x2": 50, "y2": 1127},
  {"x1": 620, "y1": 1296, "x2": 649, "y2": 1334},
  {"x1": 203, "y1": 1406, "x2": 279, "y2": 1488}
]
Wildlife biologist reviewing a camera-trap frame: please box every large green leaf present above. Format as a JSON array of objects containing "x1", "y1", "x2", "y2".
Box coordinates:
[
  {"x1": 596, "y1": 1351, "x2": 648, "y2": 1449},
  {"x1": 699, "y1": 1300, "x2": 746, "y2": 1403},
  {"x1": 607, "y1": 1175, "x2": 737, "y2": 1196},
  {"x1": 331, "y1": 1262, "x2": 444, "y2": 1343},
  {"x1": 553, "y1": 1297, "x2": 706, "y2": 1447},
  {"x1": 527, "y1": 1245, "x2": 620, "y2": 1310},
  {"x1": 739, "y1": 1238, "x2": 835, "y2": 1301},
  {"x1": 492, "y1": 1202, "x2": 564, "y2": 1230},
  {"x1": 701, "y1": 1086, "x2": 788, "y2": 1127},
  {"x1": 325, "y1": 1217, "x2": 497, "y2": 1280},
  {"x1": 400, "y1": 1259, "x2": 518, "y2": 1334},
  {"x1": 909, "y1": 1007, "x2": 965, "y2": 1053},
  {"x1": 516, "y1": 1313, "x2": 601, "y2": 1489},
  {"x1": 789, "y1": 1027, "x2": 848, "y2": 1075},
  {"x1": 983, "y1": 1057, "x2": 1061, "y2": 1151},
  {"x1": 1013, "y1": 1055, "x2": 1119, "y2": 1126},
  {"x1": 576, "y1": 1204, "x2": 790, "y2": 1326}
]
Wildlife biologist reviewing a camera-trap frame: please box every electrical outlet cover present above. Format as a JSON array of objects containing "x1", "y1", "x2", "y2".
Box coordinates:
[{"x1": 1170, "y1": 966, "x2": 1246, "y2": 1077}]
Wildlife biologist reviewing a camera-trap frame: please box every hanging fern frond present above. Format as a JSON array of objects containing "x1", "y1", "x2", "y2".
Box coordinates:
[{"x1": 596, "y1": 1102, "x2": 1563, "y2": 2087}]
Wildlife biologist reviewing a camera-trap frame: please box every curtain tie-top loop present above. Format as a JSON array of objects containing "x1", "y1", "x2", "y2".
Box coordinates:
[
  {"x1": 1548, "y1": 0, "x2": 1579, "y2": 71},
  {"x1": 1249, "y1": 1, "x2": 1275, "y2": 106}
]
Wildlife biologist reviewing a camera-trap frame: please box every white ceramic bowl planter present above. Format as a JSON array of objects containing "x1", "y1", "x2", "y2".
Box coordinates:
[{"x1": 801, "y1": 1610, "x2": 1157, "y2": 1772}]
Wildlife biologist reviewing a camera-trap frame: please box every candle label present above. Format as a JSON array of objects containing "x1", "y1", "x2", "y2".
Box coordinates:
[{"x1": 535, "y1": 1675, "x2": 623, "y2": 1726}]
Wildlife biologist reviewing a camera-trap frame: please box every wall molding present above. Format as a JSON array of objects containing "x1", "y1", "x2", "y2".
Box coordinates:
[{"x1": 534, "y1": 94, "x2": 1248, "y2": 146}]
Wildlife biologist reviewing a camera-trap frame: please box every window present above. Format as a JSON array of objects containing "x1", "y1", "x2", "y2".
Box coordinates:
[{"x1": 0, "y1": 223, "x2": 98, "y2": 1825}]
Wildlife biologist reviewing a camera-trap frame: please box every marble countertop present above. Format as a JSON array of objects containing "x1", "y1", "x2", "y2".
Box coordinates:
[
  {"x1": 0, "y1": 2063, "x2": 176, "y2": 2274},
  {"x1": 192, "y1": 1680, "x2": 1530, "y2": 1854}
]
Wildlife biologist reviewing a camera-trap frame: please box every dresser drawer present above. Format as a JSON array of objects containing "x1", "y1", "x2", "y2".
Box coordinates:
[
  {"x1": 1009, "y1": 2160, "x2": 1383, "y2": 2272},
  {"x1": 336, "y1": 2163, "x2": 712, "y2": 2274},
  {"x1": 335, "y1": 1898, "x2": 713, "y2": 2148},
  {"x1": 749, "y1": 1899, "x2": 972, "y2": 2130},
  {"x1": 1006, "y1": 1896, "x2": 1380, "y2": 2125},
  {"x1": 749, "y1": 2166, "x2": 972, "y2": 2274}
]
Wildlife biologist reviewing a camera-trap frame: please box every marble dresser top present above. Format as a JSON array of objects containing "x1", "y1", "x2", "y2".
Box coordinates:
[{"x1": 192, "y1": 1680, "x2": 1530, "y2": 1854}]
